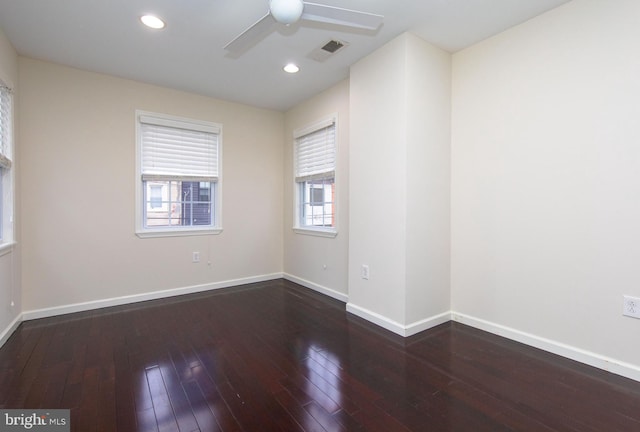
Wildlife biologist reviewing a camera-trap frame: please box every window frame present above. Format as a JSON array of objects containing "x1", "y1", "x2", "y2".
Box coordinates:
[
  {"x1": 135, "y1": 110, "x2": 222, "y2": 238},
  {"x1": 0, "y1": 82, "x2": 15, "y2": 256},
  {"x1": 292, "y1": 115, "x2": 338, "y2": 238}
]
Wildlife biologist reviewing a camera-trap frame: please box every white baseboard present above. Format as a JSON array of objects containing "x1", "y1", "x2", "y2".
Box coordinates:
[
  {"x1": 344, "y1": 305, "x2": 640, "y2": 382},
  {"x1": 452, "y1": 312, "x2": 640, "y2": 383},
  {"x1": 0, "y1": 312, "x2": 23, "y2": 348},
  {"x1": 22, "y1": 273, "x2": 284, "y2": 321},
  {"x1": 346, "y1": 302, "x2": 452, "y2": 337},
  {"x1": 7, "y1": 273, "x2": 640, "y2": 383},
  {"x1": 405, "y1": 311, "x2": 453, "y2": 336},
  {"x1": 283, "y1": 273, "x2": 349, "y2": 303}
]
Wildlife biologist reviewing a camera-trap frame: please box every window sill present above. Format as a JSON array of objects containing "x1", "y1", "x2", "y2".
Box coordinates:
[
  {"x1": 293, "y1": 227, "x2": 337, "y2": 238},
  {"x1": 136, "y1": 228, "x2": 223, "y2": 239},
  {"x1": 0, "y1": 241, "x2": 16, "y2": 257}
]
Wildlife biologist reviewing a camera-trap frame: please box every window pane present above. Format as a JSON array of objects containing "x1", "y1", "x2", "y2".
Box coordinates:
[
  {"x1": 310, "y1": 186, "x2": 324, "y2": 205},
  {"x1": 300, "y1": 178, "x2": 334, "y2": 227},
  {"x1": 144, "y1": 180, "x2": 213, "y2": 228},
  {"x1": 181, "y1": 181, "x2": 212, "y2": 226},
  {"x1": 0, "y1": 172, "x2": 3, "y2": 241},
  {"x1": 150, "y1": 185, "x2": 163, "y2": 209}
]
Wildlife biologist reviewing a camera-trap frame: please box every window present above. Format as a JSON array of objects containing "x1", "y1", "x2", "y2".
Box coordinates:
[
  {"x1": 294, "y1": 116, "x2": 337, "y2": 236},
  {"x1": 0, "y1": 83, "x2": 13, "y2": 248},
  {"x1": 136, "y1": 111, "x2": 221, "y2": 237}
]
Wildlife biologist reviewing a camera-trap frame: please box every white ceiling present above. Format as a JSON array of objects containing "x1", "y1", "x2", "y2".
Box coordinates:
[{"x1": 0, "y1": 0, "x2": 570, "y2": 112}]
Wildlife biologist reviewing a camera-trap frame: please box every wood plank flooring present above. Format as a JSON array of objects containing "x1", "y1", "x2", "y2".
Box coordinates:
[{"x1": 1, "y1": 279, "x2": 639, "y2": 431}]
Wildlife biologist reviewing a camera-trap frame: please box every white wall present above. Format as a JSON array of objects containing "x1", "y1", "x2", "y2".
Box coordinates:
[
  {"x1": 349, "y1": 35, "x2": 409, "y2": 326},
  {"x1": 0, "y1": 26, "x2": 20, "y2": 344},
  {"x1": 452, "y1": 0, "x2": 640, "y2": 372},
  {"x1": 19, "y1": 58, "x2": 284, "y2": 314},
  {"x1": 405, "y1": 34, "x2": 451, "y2": 325},
  {"x1": 283, "y1": 80, "x2": 350, "y2": 301},
  {"x1": 348, "y1": 33, "x2": 451, "y2": 334}
]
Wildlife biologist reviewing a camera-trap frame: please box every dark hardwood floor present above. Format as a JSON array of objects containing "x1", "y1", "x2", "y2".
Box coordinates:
[{"x1": 1, "y1": 279, "x2": 639, "y2": 431}]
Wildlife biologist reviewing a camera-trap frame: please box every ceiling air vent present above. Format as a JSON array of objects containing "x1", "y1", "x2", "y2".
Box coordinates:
[
  {"x1": 308, "y1": 39, "x2": 349, "y2": 62},
  {"x1": 322, "y1": 40, "x2": 345, "y2": 53}
]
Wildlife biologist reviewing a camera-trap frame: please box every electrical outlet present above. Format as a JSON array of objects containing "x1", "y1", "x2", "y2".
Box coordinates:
[
  {"x1": 623, "y1": 295, "x2": 640, "y2": 319},
  {"x1": 192, "y1": 251, "x2": 200, "y2": 263},
  {"x1": 361, "y1": 264, "x2": 370, "y2": 280}
]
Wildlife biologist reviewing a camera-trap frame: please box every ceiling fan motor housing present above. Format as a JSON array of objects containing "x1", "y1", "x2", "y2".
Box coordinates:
[{"x1": 270, "y1": 0, "x2": 305, "y2": 24}]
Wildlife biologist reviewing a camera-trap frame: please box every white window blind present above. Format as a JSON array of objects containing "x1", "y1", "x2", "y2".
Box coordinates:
[
  {"x1": 139, "y1": 114, "x2": 219, "y2": 182},
  {"x1": 294, "y1": 119, "x2": 336, "y2": 182},
  {"x1": 0, "y1": 85, "x2": 12, "y2": 170}
]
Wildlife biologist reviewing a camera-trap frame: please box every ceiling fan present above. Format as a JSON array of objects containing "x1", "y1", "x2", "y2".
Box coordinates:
[{"x1": 224, "y1": 0, "x2": 384, "y2": 55}]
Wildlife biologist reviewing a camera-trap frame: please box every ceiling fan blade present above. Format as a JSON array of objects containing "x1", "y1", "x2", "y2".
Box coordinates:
[
  {"x1": 301, "y1": 2, "x2": 383, "y2": 30},
  {"x1": 224, "y1": 13, "x2": 277, "y2": 55}
]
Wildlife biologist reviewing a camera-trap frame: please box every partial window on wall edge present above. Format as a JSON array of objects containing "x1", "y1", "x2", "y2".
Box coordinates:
[{"x1": 0, "y1": 83, "x2": 14, "y2": 246}]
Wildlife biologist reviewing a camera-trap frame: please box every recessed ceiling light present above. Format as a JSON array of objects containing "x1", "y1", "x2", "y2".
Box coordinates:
[
  {"x1": 283, "y1": 63, "x2": 300, "y2": 74},
  {"x1": 140, "y1": 15, "x2": 165, "y2": 29}
]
